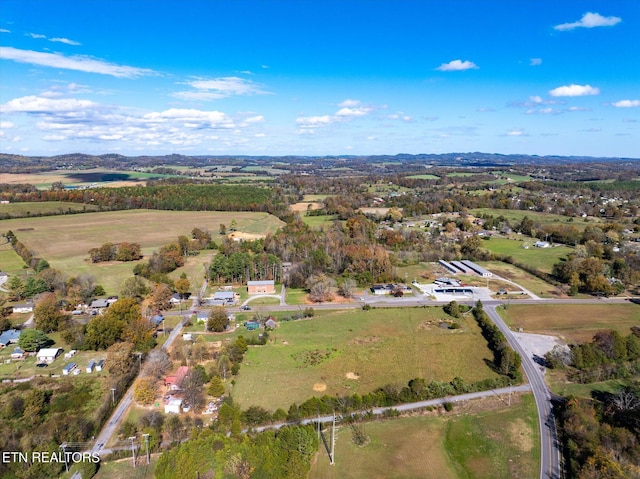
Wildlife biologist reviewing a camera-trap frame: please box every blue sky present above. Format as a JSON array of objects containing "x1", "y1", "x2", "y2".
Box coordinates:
[{"x1": 1, "y1": 0, "x2": 638, "y2": 158}]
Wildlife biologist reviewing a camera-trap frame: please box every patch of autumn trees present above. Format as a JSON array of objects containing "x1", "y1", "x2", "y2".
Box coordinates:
[{"x1": 89, "y1": 241, "x2": 142, "y2": 263}]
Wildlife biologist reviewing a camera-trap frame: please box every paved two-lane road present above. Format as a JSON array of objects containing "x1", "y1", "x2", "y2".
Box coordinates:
[{"x1": 485, "y1": 305, "x2": 562, "y2": 479}]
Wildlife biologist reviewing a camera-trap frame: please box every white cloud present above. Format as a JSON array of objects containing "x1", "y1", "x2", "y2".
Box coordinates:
[
  {"x1": 174, "y1": 76, "x2": 269, "y2": 101},
  {"x1": 0, "y1": 121, "x2": 14, "y2": 128},
  {"x1": 554, "y1": 12, "x2": 621, "y2": 31},
  {"x1": 50, "y1": 37, "x2": 81, "y2": 46},
  {"x1": 1, "y1": 95, "x2": 99, "y2": 113},
  {"x1": 0, "y1": 29, "x2": 11, "y2": 33},
  {"x1": 506, "y1": 128, "x2": 527, "y2": 136},
  {"x1": 530, "y1": 58, "x2": 542, "y2": 66},
  {"x1": 244, "y1": 115, "x2": 264, "y2": 123},
  {"x1": 338, "y1": 99, "x2": 360, "y2": 108},
  {"x1": 295, "y1": 115, "x2": 334, "y2": 127},
  {"x1": 27, "y1": 33, "x2": 46, "y2": 39},
  {"x1": 612, "y1": 99, "x2": 640, "y2": 108},
  {"x1": 436, "y1": 59, "x2": 478, "y2": 71},
  {"x1": 0, "y1": 47, "x2": 155, "y2": 78},
  {"x1": 335, "y1": 106, "x2": 370, "y2": 117},
  {"x1": 549, "y1": 84, "x2": 600, "y2": 97},
  {"x1": 254, "y1": 133, "x2": 266, "y2": 138}
]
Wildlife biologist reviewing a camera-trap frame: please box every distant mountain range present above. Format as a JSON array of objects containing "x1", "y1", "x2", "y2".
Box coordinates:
[{"x1": 1, "y1": 151, "x2": 638, "y2": 173}]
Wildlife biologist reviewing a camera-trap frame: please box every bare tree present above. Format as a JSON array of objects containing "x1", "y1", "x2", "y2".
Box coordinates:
[{"x1": 143, "y1": 350, "x2": 172, "y2": 379}]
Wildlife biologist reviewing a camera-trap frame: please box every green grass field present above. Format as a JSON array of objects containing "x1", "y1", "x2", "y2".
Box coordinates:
[
  {"x1": 302, "y1": 214, "x2": 339, "y2": 228},
  {"x1": 406, "y1": 174, "x2": 440, "y2": 180},
  {"x1": 500, "y1": 303, "x2": 640, "y2": 343},
  {"x1": 0, "y1": 241, "x2": 27, "y2": 276},
  {"x1": 1, "y1": 210, "x2": 284, "y2": 295},
  {"x1": 232, "y1": 307, "x2": 501, "y2": 411},
  {"x1": 478, "y1": 237, "x2": 572, "y2": 273},
  {"x1": 309, "y1": 394, "x2": 539, "y2": 479}
]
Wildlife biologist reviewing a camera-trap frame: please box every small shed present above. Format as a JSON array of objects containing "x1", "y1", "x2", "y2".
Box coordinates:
[
  {"x1": 164, "y1": 398, "x2": 183, "y2": 414},
  {"x1": 265, "y1": 318, "x2": 277, "y2": 329},
  {"x1": 37, "y1": 347, "x2": 62, "y2": 363},
  {"x1": 95, "y1": 359, "x2": 105, "y2": 372},
  {"x1": 86, "y1": 360, "x2": 96, "y2": 373},
  {"x1": 11, "y1": 347, "x2": 25, "y2": 359}
]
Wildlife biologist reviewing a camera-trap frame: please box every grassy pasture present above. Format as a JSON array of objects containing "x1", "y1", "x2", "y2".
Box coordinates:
[
  {"x1": 0, "y1": 242, "x2": 27, "y2": 276},
  {"x1": 471, "y1": 208, "x2": 602, "y2": 230},
  {"x1": 0, "y1": 201, "x2": 100, "y2": 217},
  {"x1": 500, "y1": 303, "x2": 640, "y2": 343},
  {"x1": 478, "y1": 237, "x2": 572, "y2": 273},
  {"x1": 232, "y1": 307, "x2": 501, "y2": 411},
  {"x1": 1, "y1": 210, "x2": 283, "y2": 295},
  {"x1": 406, "y1": 174, "x2": 440, "y2": 180},
  {"x1": 309, "y1": 394, "x2": 538, "y2": 479},
  {"x1": 302, "y1": 214, "x2": 339, "y2": 228}
]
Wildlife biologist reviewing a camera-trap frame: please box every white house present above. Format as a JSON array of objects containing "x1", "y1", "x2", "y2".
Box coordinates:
[
  {"x1": 12, "y1": 303, "x2": 34, "y2": 314},
  {"x1": 534, "y1": 241, "x2": 550, "y2": 248},
  {"x1": 164, "y1": 398, "x2": 183, "y2": 414},
  {"x1": 37, "y1": 347, "x2": 62, "y2": 363}
]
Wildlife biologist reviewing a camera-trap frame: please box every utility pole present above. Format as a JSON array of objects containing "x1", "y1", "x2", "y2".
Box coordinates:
[
  {"x1": 508, "y1": 383, "x2": 512, "y2": 407},
  {"x1": 60, "y1": 443, "x2": 68, "y2": 473},
  {"x1": 111, "y1": 387, "x2": 116, "y2": 405},
  {"x1": 128, "y1": 436, "x2": 137, "y2": 468},
  {"x1": 142, "y1": 433, "x2": 150, "y2": 464},
  {"x1": 330, "y1": 414, "x2": 336, "y2": 466}
]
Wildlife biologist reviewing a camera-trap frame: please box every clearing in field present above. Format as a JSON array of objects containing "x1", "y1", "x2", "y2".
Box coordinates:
[
  {"x1": 232, "y1": 307, "x2": 502, "y2": 411},
  {"x1": 309, "y1": 394, "x2": 538, "y2": 479},
  {"x1": 500, "y1": 303, "x2": 640, "y2": 343}
]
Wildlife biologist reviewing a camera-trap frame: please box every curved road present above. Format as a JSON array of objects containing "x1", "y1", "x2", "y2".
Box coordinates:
[{"x1": 485, "y1": 304, "x2": 561, "y2": 479}]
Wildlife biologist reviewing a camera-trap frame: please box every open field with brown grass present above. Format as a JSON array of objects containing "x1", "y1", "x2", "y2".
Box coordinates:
[
  {"x1": 479, "y1": 261, "x2": 565, "y2": 298},
  {"x1": 0, "y1": 168, "x2": 178, "y2": 190},
  {"x1": 0, "y1": 201, "x2": 100, "y2": 217},
  {"x1": 500, "y1": 303, "x2": 640, "y2": 343},
  {"x1": 309, "y1": 394, "x2": 539, "y2": 479},
  {"x1": 2, "y1": 209, "x2": 284, "y2": 295},
  {"x1": 232, "y1": 307, "x2": 502, "y2": 411}
]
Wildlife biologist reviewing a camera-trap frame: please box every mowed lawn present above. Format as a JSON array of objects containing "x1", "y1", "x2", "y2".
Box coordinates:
[
  {"x1": 233, "y1": 308, "x2": 501, "y2": 411},
  {"x1": 479, "y1": 237, "x2": 572, "y2": 273},
  {"x1": 501, "y1": 303, "x2": 640, "y2": 343},
  {"x1": 0, "y1": 242, "x2": 27, "y2": 276},
  {"x1": 309, "y1": 394, "x2": 538, "y2": 479},
  {"x1": 2, "y1": 210, "x2": 284, "y2": 295}
]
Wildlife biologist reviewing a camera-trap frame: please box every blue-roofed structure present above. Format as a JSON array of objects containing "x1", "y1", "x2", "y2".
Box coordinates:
[{"x1": 0, "y1": 329, "x2": 21, "y2": 347}]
